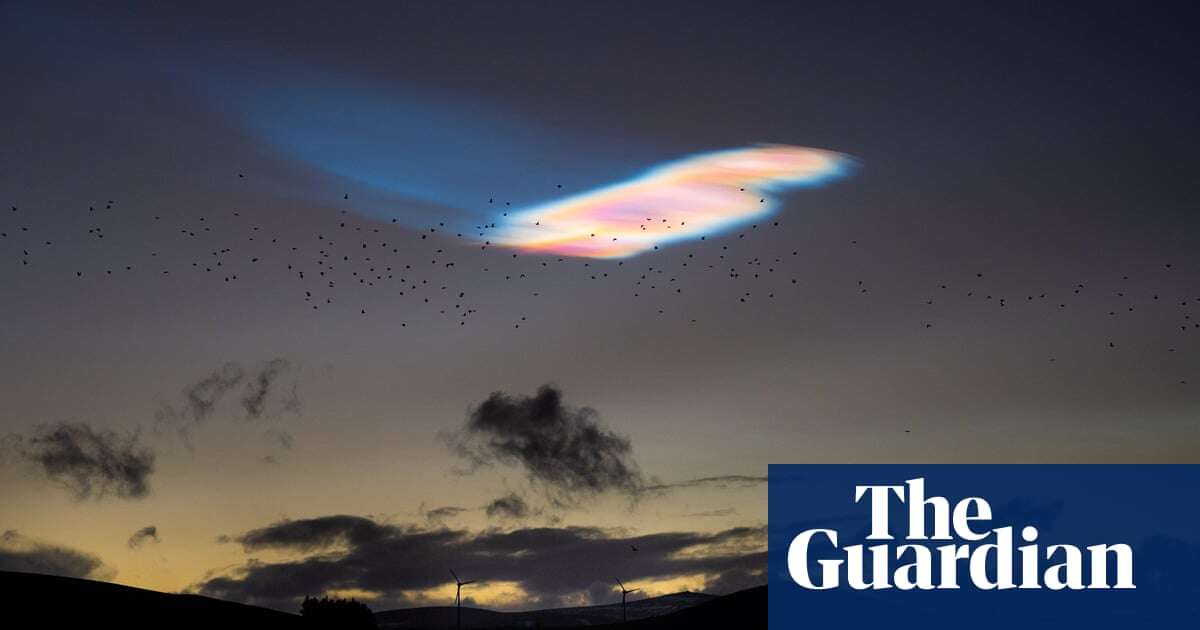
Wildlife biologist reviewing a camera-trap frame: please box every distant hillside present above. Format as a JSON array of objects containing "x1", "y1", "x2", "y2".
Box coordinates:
[
  {"x1": 0, "y1": 570, "x2": 763, "y2": 630},
  {"x1": 0, "y1": 570, "x2": 301, "y2": 630},
  {"x1": 376, "y1": 589, "x2": 741, "y2": 629},
  {"x1": 612, "y1": 585, "x2": 765, "y2": 629}
]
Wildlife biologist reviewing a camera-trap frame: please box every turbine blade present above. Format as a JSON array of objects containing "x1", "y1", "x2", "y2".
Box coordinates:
[
  {"x1": 450, "y1": 569, "x2": 460, "y2": 582},
  {"x1": 462, "y1": 580, "x2": 476, "y2": 585},
  {"x1": 614, "y1": 578, "x2": 624, "y2": 589}
]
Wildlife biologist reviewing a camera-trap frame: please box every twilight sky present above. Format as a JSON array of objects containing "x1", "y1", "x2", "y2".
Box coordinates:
[{"x1": 1, "y1": 0, "x2": 1198, "y2": 613}]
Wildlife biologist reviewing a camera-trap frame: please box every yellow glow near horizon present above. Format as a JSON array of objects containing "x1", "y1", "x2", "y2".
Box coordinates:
[{"x1": 396, "y1": 580, "x2": 533, "y2": 610}]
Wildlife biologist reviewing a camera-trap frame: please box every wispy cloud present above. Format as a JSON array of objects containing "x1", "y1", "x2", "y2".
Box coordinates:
[
  {"x1": 156, "y1": 359, "x2": 302, "y2": 443},
  {"x1": 127, "y1": 525, "x2": 160, "y2": 549},
  {"x1": 642, "y1": 475, "x2": 767, "y2": 494},
  {"x1": 485, "y1": 493, "x2": 536, "y2": 520},
  {"x1": 4, "y1": 422, "x2": 155, "y2": 500},
  {"x1": 424, "y1": 506, "x2": 471, "y2": 525},
  {"x1": 683, "y1": 508, "x2": 737, "y2": 518},
  {"x1": 442, "y1": 385, "x2": 645, "y2": 506}
]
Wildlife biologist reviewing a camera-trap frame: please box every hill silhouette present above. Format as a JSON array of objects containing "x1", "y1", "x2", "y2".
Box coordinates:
[
  {"x1": 0, "y1": 570, "x2": 763, "y2": 629},
  {"x1": 377, "y1": 591, "x2": 711, "y2": 628},
  {"x1": 607, "y1": 586, "x2": 765, "y2": 629},
  {"x1": 0, "y1": 570, "x2": 301, "y2": 629},
  {"x1": 376, "y1": 587, "x2": 763, "y2": 629}
]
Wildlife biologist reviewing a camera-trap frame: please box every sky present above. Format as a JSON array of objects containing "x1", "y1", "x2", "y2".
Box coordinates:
[{"x1": 1, "y1": 0, "x2": 1198, "y2": 614}]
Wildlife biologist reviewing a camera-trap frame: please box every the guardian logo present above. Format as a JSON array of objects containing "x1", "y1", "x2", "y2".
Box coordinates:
[{"x1": 787, "y1": 478, "x2": 1135, "y2": 591}]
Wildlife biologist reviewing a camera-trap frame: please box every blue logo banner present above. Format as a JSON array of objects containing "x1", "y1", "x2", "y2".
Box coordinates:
[{"x1": 768, "y1": 465, "x2": 1200, "y2": 627}]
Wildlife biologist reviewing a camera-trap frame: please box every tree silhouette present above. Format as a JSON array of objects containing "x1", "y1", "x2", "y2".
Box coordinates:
[{"x1": 300, "y1": 595, "x2": 378, "y2": 629}]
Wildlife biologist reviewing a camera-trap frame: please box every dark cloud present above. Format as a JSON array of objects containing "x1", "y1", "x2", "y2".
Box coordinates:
[
  {"x1": 242, "y1": 359, "x2": 299, "y2": 419},
  {"x1": 443, "y1": 385, "x2": 645, "y2": 505},
  {"x1": 197, "y1": 515, "x2": 764, "y2": 611},
  {"x1": 6, "y1": 422, "x2": 155, "y2": 500},
  {"x1": 485, "y1": 493, "x2": 533, "y2": 520},
  {"x1": 127, "y1": 525, "x2": 159, "y2": 549},
  {"x1": 424, "y1": 506, "x2": 471, "y2": 524},
  {"x1": 232, "y1": 515, "x2": 391, "y2": 553},
  {"x1": 183, "y1": 363, "x2": 246, "y2": 422},
  {"x1": 0, "y1": 530, "x2": 114, "y2": 580},
  {"x1": 683, "y1": 508, "x2": 737, "y2": 518},
  {"x1": 157, "y1": 360, "x2": 300, "y2": 436},
  {"x1": 643, "y1": 475, "x2": 767, "y2": 494}
]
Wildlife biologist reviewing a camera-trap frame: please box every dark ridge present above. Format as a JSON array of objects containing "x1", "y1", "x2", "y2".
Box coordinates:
[
  {"x1": 0, "y1": 569, "x2": 763, "y2": 630},
  {"x1": 376, "y1": 588, "x2": 763, "y2": 629},
  {"x1": 0, "y1": 570, "x2": 301, "y2": 630},
  {"x1": 609, "y1": 586, "x2": 764, "y2": 629}
]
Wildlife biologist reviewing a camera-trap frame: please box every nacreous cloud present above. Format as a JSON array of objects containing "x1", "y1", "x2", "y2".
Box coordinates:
[{"x1": 491, "y1": 145, "x2": 849, "y2": 258}]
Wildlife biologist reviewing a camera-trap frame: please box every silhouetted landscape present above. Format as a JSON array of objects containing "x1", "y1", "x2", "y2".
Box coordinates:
[
  {"x1": 1, "y1": 571, "x2": 765, "y2": 629},
  {"x1": 2, "y1": 571, "x2": 299, "y2": 629},
  {"x1": 376, "y1": 590, "x2": 725, "y2": 628}
]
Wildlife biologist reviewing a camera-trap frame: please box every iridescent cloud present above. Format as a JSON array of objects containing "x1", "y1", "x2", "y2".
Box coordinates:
[{"x1": 490, "y1": 145, "x2": 850, "y2": 258}]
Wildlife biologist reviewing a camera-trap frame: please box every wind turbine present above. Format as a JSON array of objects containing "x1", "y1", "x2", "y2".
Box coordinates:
[
  {"x1": 451, "y1": 569, "x2": 475, "y2": 630},
  {"x1": 614, "y1": 577, "x2": 640, "y2": 623}
]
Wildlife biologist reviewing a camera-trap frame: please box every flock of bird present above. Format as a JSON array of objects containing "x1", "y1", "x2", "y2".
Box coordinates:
[
  {"x1": 1, "y1": 175, "x2": 1196, "y2": 387},
  {"x1": 2, "y1": 182, "x2": 857, "y2": 329}
]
